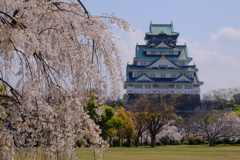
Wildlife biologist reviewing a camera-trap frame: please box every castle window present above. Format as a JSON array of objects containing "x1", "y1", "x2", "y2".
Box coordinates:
[
  {"x1": 159, "y1": 65, "x2": 167, "y2": 68},
  {"x1": 171, "y1": 74, "x2": 176, "y2": 78},
  {"x1": 169, "y1": 51, "x2": 174, "y2": 55},
  {"x1": 135, "y1": 85, "x2": 142, "y2": 88},
  {"x1": 153, "y1": 85, "x2": 158, "y2": 88},
  {"x1": 150, "y1": 73, "x2": 155, "y2": 78},
  {"x1": 180, "y1": 62, "x2": 185, "y2": 66},
  {"x1": 159, "y1": 85, "x2": 168, "y2": 89},
  {"x1": 161, "y1": 74, "x2": 166, "y2": 78},
  {"x1": 134, "y1": 73, "x2": 140, "y2": 77},
  {"x1": 141, "y1": 61, "x2": 146, "y2": 66},
  {"x1": 186, "y1": 74, "x2": 192, "y2": 78},
  {"x1": 145, "y1": 85, "x2": 151, "y2": 89},
  {"x1": 151, "y1": 51, "x2": 156, "y2": 55},
  {"x1": 177, "y1": 85, "x2": 182, "y2": 89},
  {"x1": 185, "y1": 85, "x2": 192, "y2": 89},
  {"x1": 169, "y1": 85, "x2": 174, "y2": 88}
]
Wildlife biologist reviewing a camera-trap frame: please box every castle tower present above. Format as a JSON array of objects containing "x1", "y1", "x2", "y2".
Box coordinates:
[{"x1": 124, "y1": 23, "x2": 203, "y2": 110}]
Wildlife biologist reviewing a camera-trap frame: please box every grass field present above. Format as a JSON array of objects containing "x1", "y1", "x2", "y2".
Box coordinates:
[{"x1": 75, "y1": 145, "x2": 240, "y2": 160}]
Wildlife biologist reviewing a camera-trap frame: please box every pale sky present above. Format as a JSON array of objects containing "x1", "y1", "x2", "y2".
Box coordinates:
[{"x1": 81, "y1": 0, "x2": 240, "y2": 96}]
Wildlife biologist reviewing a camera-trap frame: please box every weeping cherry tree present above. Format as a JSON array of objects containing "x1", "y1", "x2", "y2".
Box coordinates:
[{"x1": 0, "y1": 0, "x2": 131, "y2": 159}]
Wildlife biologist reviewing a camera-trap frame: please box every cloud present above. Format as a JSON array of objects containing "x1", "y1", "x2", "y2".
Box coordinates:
[
  {"x1": 210, "y1": 27, "x2": 240, "y2": 42},
  {"x1": 115, "y1": 29, "x2": 145, "y2": 65},
  {"x1": 179, "y1": 38, "x2": 240, "y2": 69},
  {"x1": 113, "y1": 28, "x2": 145, "y2": 95},
  {"x1": 210, "y1": 27, "x2": 240, "y2": 58},
  {"x1": 179, "y1": 27, "x2": 240, "y2": 94}
]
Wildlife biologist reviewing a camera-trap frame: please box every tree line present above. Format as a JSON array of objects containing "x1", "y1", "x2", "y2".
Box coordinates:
[{"x1": 83, "y1": 88, "x2": 240, "y2": 148}]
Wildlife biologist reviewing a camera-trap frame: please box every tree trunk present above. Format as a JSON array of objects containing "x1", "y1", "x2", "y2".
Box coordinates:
[
  {"x1": 151, "y1": 135, "x2": 156, "y2": 147},
  {"x1": 127, "y1": 137, "x2": 131, "y2": 147},
  {"x1": 208, "y1": 137, "x2": 215, "y2": 147},
  {"x1": 109, "y1": 136, "x2": 112, "y2": 147},
  {"x1": 135, "y1": 136, "x2": 139, "y2": 147}
]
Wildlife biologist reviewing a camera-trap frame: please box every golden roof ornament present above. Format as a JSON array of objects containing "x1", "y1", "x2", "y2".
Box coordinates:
[
  {"x1": 150, "y1": 21, "x2": 152, "y2": 24},
  {"x1": 170, "y1": 21, "x2": 173, "y2": 24},
  {"x1": 184, "y1": 42, "x2": 186, "y2": 45},
  {"x1": 149, "y1": 43, "x2": 156, "y2": 47}
]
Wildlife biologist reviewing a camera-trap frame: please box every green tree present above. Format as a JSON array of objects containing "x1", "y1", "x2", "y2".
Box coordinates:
[
  {"x1": 230, "y1": 104, "x2": 240, "y2": 117},
  {"x1": 132, "y1": 94, "x2": 181, "y2": 148},
  {"x1": 86, "y1": 99, "x2": 123, "y2": 142},
  {"x1": 116, "y1": 109, "x2": 136, "y2": 147},
  {"x1": 132, "y1": 112, "x2": 147, "y2": 147}
]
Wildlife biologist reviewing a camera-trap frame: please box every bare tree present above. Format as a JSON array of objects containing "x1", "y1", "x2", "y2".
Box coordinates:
[{"x1": 202, "y1": 88, "x2": 240, "y2": 110}]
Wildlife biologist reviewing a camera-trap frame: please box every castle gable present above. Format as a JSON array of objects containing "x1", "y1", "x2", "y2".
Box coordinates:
[
  {"x1": 155, "y1": 42, "x2": 170, "y2": 48},
  {"x1": 147, "y1": 56, "x2": 179, "y2": 68},
  {"x1": 135, "y1": 73, "x2": 152, "y2": 82},
  {"x1": 174, "y1": 74, "x2": 192, "y2": 82}
]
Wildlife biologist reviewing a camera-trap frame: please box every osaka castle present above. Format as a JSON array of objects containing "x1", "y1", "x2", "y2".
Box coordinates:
[{"x1": 124, "y1": 23, "x2": 203, "y2": 96}]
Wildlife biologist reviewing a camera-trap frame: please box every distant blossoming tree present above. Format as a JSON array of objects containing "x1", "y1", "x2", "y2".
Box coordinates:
[
  {"x1": 0, "y1": 0, "x2": 130, "y2": 159},
  {"x1": 192, "y1": 111, "x2": 240, "y2": 146},
  {"x1": 156, "y1": 122, "x2": 183, "y2": 143}
]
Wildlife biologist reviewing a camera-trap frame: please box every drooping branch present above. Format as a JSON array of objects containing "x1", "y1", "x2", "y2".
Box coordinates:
[
  {"x1": 0, "y1": 10, "x2": 18, "y2": 27},
  {"x1": 33, "y1": 52, "x2": 69, "y2": 92},
  {"x1": 8, "y1": 38, "x2": 33, "y2": 78},
  {"x1": 0, "y1": 10, "x2": 26, "y2": 29},
  {"x1": 76, "y1": 0, "x2": 90, "y2": 18},
  {"x1": 0, "y1": 77, "x2": 22, "y2": 105}
]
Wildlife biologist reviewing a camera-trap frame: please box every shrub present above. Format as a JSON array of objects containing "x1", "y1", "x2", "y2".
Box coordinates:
[
  {"x1": 194, "y1": 137, "x2": 203, "y2": 145},
  {"x1": 222, "y1": 138, "x2": 231, "y2": 145},
  {"x1": 187, "y1": 136, "x2": 194, "y2": 145},
  {"x1": 144, "y1": 140, "x2": 149, "y2": 146},
  {"x1": 215, "y1": 139, "x2": 223, "y2": 145},
  {"x1": 112, "y1": 139, "x2": 120, "y2": 147},
  {"x1": 155, "y1": 141, "x2": 163, "y2": 146},
  {"x1": 186, "y1": 136, "x2": 202, "y2": 145},
  {"x1": 122, "y1": 141, "x2": 132, "y2": 147},
  {"x1": 183, "y1": 141, "x2": 189, "y2": 145},
  {"x1": 75, "y1": 139, "x2": 86, "y2": 147},
  {"x1": 235, "y1": 139, "x2": 240, "y2": 144},
  {"x1": 173, "y1": 140, "x2": 181, "y2": 145},
  {"x1": 159, "y1": 136, "x2": 170, "y2": 145}
]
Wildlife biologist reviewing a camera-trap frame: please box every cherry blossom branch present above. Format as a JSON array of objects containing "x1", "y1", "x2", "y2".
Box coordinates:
[
  {"x1": 0, "y1": 77, "x2": 22, "y2": 105},
  {"x1": 76, "y1": 0, "x2": 90, "y2": 18}
]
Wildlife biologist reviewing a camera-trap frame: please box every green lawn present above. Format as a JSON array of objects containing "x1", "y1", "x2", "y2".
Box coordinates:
[{"x1": 76, "y1": 145, "x2": 240, "y2": 160}]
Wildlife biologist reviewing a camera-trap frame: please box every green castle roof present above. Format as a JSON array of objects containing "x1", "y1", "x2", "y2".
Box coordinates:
[
  {"x1": 146, "y1": 24, "x2": 179, "y2": 36},
  {"x1": 134, "y1": 45, "x2": 192, "y2": 60}
]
